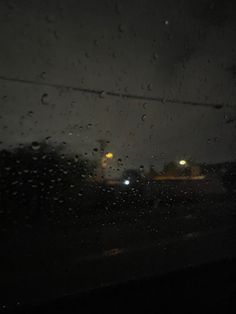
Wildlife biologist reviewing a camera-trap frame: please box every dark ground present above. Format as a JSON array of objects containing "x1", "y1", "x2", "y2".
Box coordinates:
[{"x1": 1, "y1": 192, "x2": 236, "y2": 311}]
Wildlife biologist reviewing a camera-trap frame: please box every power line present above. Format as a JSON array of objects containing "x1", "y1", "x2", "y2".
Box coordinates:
[{"x1": 0, "y1": 75, "x2": 231, "y2": 109}]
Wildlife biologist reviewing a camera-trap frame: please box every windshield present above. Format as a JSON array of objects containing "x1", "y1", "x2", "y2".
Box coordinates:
[{"x1": 0, "y1": 0, "x2": 236, "y2": 310}]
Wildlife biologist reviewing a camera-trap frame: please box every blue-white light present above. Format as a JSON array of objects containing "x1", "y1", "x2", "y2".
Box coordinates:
[{"x1": 124, "y1": 179, "x2": 130, "y2": 185}]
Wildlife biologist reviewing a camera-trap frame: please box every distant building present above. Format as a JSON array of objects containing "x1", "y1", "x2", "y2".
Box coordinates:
[{"x1": 153, "y1": 161, "x2": 203, "y2": 181}]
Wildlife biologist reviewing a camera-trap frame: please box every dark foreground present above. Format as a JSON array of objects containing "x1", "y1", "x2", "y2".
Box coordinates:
[
  {"x1": 1, "y1": 195, "x2": 236, "y2": 312},
  {"x1": 7, "y1": 258, "x2": 236, "y2": 314}
]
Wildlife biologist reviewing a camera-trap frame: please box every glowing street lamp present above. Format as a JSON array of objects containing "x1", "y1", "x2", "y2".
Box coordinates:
[
  {"x1": 179, "y1": 159, "x2": 187, "y2": 166},
  {"x1": 105, "y1": 152, "x2": 113, "y2": 159},
  {"x1": 101, "y1": 152, "x2": 113, "y2": 168}
]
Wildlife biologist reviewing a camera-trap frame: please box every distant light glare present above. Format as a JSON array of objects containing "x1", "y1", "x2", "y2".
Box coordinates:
[
  {"x1": 105, "y1": 152, "x2": 113, "y2": 159},
  {"x1": 124, "y1": 180, "x2": 130, "y2": 185},
  {"x1": 179, "y1": 160, "x2": 187, "y2": 166}
]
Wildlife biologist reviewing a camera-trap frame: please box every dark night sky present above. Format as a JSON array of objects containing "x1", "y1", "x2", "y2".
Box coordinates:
[{"x1": 0, "y1": 0, "x2": 236, "y2": 177}]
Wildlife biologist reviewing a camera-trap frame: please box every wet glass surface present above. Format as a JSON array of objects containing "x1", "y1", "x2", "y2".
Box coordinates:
[{"x1": 0, "y1": 0, "x2": 236, "y2": 310}]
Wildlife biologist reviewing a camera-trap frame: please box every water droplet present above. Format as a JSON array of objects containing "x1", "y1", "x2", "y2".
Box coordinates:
[
  {"x1": 39, "y1": 71, "x2": 46, "y2": 80},
  {"x1": 141, "y1": 114, "x2": 147, "y2": 121},
  {"x1": 165, "y1": 20, "x2": 169, "y2": 25},
  {"x1": 153, "y1": 52, "x2": 159, "y2": 60},
  {"x1": 99, "y1": 91, "x2": 106, "y2": 98},
  {"x1": 53, "y1": 30, "x2": 59, "y2": 39},
  {"x1": 31, "y1": 141, "x2": 40, "y2": 150},
  {"x1": 41, "y1": 93, "x2": 49, "y2": 105},
  {"x1": 118, "y1": 24, "x2": 125, "y2": 33}
]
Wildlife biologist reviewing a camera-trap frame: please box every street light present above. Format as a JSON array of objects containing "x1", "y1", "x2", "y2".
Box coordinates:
[
  {"x1": 179, "y1": 159, "x2": 187, "y2": 166},
  {"x1": 124, "y1": 179, "x2": 130, "y2": 185},
  {"x1": 105, "y1": 152, "x2": 113, "y2": 159}
]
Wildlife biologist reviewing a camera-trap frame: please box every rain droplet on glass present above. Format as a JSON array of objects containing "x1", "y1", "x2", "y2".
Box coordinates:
[
  {"x1": 31, "y1": 141, "x2": 40, "y2": 150},
  {"x1": 141, "y1": 114, "x2": 147, "y2": 121}
]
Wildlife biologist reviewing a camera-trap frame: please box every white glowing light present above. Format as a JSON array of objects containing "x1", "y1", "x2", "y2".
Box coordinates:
[{"x1": 124, "y1": 180, "x2": 130, "y2": 185}]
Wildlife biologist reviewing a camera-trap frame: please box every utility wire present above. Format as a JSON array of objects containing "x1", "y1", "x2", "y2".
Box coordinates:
[{"x1": 0, "y1": 75, "x2": 232, "y2": 109}]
